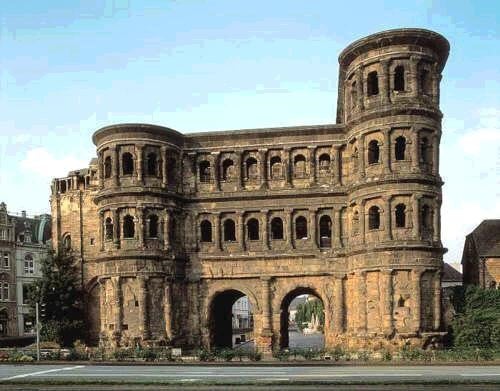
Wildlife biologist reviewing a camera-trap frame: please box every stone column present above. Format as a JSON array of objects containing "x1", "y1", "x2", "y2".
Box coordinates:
[
  {"x1": 261, "y1": 210, "x2": 269, "y2": 250},
  {"x1": 112, "y1": 146, "x2": 120, "y2": 186},
  {"x1": 237, "y1": 212, "x2": 245, "y2": 251},
  {"x1": 98, "y1": 151, "x2": 104, "y2": 189},
  {"x1": 356, "y1": 67, "x2": 364, "y2": 110},
  {"x1": 235, "y1": 150, "x2": 243, "y2": 190},
  {"x1": 111, "y1": 276, "x2": 122, "y2": 344},
  {"x1": 383, "y1": 128, "x2": 391, "y2": 174},
  {"x1": 333, "y1": 274, "x2": 344, "y2": 333},
  {"x1": 357, "y1": 271, "x2": 367, "y2": 334},
  {"x1": 333, "y1": 207, "x2": 342, "y2": 248},
  {"x1": 99, "y1": 211, "x2": 105, "y2": 251},
  {"x1": 412, "y1": 194, "x2": 421, "y2": 240},
  {"x1": 411, "y1": 128, "x2": 420, "y2": 172},
  {"x1": 136, "y1": 144, "x2": 144, "y2": 184},
  {"x1": 163, "y1": 209, "x2": 171, "y2": 250},
  {"x1": 309, "y1": 208, "x2": 317, "y2": 248},
  {"x1": 137, "y1": 207, "x2": 144, "y2": 248},
  {"x1": 409, "y1": 56, "x2": 418, "y2": 97},
  {"x1": 359, "y1": 200, "x2": 366, "y2": 244},
  {"x1": 434, "y1": 197, "x2": 441, "y2": 244},
  {"x1": 308, "y1": 146, "x2": 316, "y2": 186},
  {"x1": 260, "y1": 276, "x2": 272, "y2": 333},
  {"x1": 164, "y1": 278, "x2": 173, "y2": 341},
  {"x1": 211, "y1": 152, "x2": 220, "y2": 191},
  {"x1": 98, "y1": 278, "x2": 107, "y2": 334},
  {"x1": 380, "y1": 269, "x2": 393, "y2": 336},
  {"x1": 161, "y1": 146, "x2": 168, "y2": 187},
  {"x1": 411, "y1": 268, "x2": 424, "y2": 333},
  {"x1": 433, "y1": 270, "x2": 442, "y2": 331},
  {"x1": 432, "y1": 134, "x2": 440, "y2": 176},
  {"x1": 213, "y1": 213, "x2": 221, "y2": 251},
  {"x1": 138, "y1": 276, "x2": 149, "y2": 339},
  {"x1": 333, "y1": 145, "x2": 341, "y2": 185},
  {"x1": 285, "y1": 208, "x2": 293, "y2": 248},
  {"x1": 258, "y1": 149, "x2": 268, "y2": 189},
  {"x1": 383, "y1": 196, "x2": 392, "y2": 241},
  {"x1": 283, "y1": 148, "x2": 291, "y2": 186},
  {"x1": 358, "y1": 134, "x2": 365, "y2": 177},
  {"x1": 112, "y1": 208, "x2": 120, "y2": 249},
  {"x1": 380, "y1": 60, "x2": 390, "y2": 104}
]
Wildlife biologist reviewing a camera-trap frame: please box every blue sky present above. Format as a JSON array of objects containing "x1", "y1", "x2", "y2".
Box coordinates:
[{"x1": 0, "y1": 0, "x2": 499, "y2": 263}]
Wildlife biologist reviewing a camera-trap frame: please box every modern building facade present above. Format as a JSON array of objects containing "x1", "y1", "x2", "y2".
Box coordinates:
[
  {"x1": 51, "y1": 28, "x2": 449, "y2": 351},
  {"x1": 0, "y1": 202, "x2": 51, "y2": 337}
]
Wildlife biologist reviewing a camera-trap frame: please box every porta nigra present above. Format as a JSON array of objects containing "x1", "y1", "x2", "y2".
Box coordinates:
[{"x1": 51, "y1": 28, "x2": 449, "y2": 352}]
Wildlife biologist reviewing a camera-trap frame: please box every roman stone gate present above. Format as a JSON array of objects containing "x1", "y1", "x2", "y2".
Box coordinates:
[{"x1": 51, "y1": 28, "x2": 450, "y2": 352}]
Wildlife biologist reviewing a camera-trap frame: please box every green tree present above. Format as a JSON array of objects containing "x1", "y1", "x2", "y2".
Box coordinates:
[
  {"x1": 294, "y1": 297, "x2": 325, "y2": 331},
  {"x1": 28, "y1": 252, "x2": 85, "y2": 347},
  {"x1": 451, "y1": 285, "x2": 500, "y2": 349}
]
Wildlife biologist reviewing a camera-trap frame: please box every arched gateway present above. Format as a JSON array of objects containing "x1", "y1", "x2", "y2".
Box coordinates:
[{"x1": 51, "y1": 28, "x2": 449, "y2": 353}]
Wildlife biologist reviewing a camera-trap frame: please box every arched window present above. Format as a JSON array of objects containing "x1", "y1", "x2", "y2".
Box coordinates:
[
  {"x1": 368, "y1": 206, "x2": 380, "y2": 230},
  {"x1": 167, "y1": 158, "x2": 176, "y2": 185},
  {"x1": 318, "y1": 154, "x2": 331, "y2": 174},
  {"x1": 419, "y1": 69, "x2": 431, "y2": 95},
  {"x1": 270, "y1": 217, "x2": 283, "y2": 240},
  {"x1": 123, "y1": 215, "x2": 135, "y2": 238},
  {"x1": 350, "y1": 81, "x2": 357, "y2": 110},
  {"x1": 368, "y1": 140, "x2": 380, "y2": 164},
  {"x1": 246, "y1": 157, "x2": 258, "y2": 179},
  {"x1": 295, "y1": 216, "x2": 308, "y2": 239},
  {"x1": 420, "y1": 137, "x2": 431, "y2": 166},
  {"x1": 63, "y1": 235, "x2": 71, "y2": 251},
  {"x1": 270, "y1": 156, "x2": 282, "y2": 179},
  {"x1": 60, "y1": 181, "x2": 67, "y2": 193},
  {"x1": 421, "y1": 205, "x2": 431, "y2": 231},
  {"x1": 352, "y1": 210, "x2": 359, "y2": 234},
  {"x1": 394, "y1": 65, "x2": 405, "y2": 91},
  {"x1": 293, "y1": 154, "x2": 306, "y2": 178},
  {"x1": 395, "y1": 136, "x2": 406, "y2": 161},
  {"x1": 105, "y1": 217, "x2": 113, "y2": 240},
  {"x1": 367, "y1": 71, "x2": 379, "y2": 96},
  {"x1": 200, "y1": 220, "x2": 212, "y2": 242},
  {"x1": 222, "y1": 159, "x2": 235, "y2": 181},
  {"x1": 395, "y1": 204, "x2": 406, "y2": 228},
  {"x1": 247, "y1": 218, "x2": 259, "y2": 241},
  {"x1": 223, "y1": 219, "x2": 236, "y2": 242},
  {"x1": 104, "y1": 156, "x2": 112, "y2": 178},
  {"x1": 148, "y1": 214, "x2": 159, "y2": 238},
  {"x1": 146, "y1": 153, "x2": 157, "y2": 176},
  {"x1": 319, "y1": 215, "x2": 332, "y2": 248},
  {"x1": 169, "y1": 217, "x2": 176, "y2": 243},
  {"x1": 24, "y1": 254, "x2": 34, "y2": 274},
  {"x1": 199, "y1": 161, "x2": 211, "y2": 183},
  {"x1": 489, "y1": 281, "x2": 497, "y2": 290},
  {"x1": 122, "y1": 152, "x2": 134, "y2": 176}
]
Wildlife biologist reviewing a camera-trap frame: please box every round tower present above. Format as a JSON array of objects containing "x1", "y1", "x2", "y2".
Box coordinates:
[
  {"x1": 90, "y1": 124, "x2": 185, "y2": 347},
  {"x1": 338, "y1": 29, "x2": 449, "y2": 348}
]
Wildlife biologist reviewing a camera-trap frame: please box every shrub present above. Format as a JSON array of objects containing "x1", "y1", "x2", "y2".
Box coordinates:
[
  {"x1": 382, "y1": 349, "x2": 392, "y2": 361},
  {"x1": 329, "y1": 345, "x2": 345, "y2": 361},
  {"x1": 197, "y1": 348, "x2": 214, "y2": 362},
  {"x1": 273, "y1": 349, "x2": 290, "y2": 361},
  {"x1": 111, "y1": 348, "x2": 132, "y2": 361},
  {"x1": 135, "y1": 348, "x2": 158, "y2": 361},
  {"x1": 357, "y1": 350, "x2": 370, "y2": 361},
  {"x1": 217, "y1": 348, "x2": 235, "y2": 362},
  {"x1": 248, "y1": 350, "x2": 262, "y2": 361}
]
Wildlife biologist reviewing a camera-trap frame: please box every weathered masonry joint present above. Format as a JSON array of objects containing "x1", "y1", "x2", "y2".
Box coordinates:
[{"x1": 51, "y1": 28, "x2": 449, "y2": 351}]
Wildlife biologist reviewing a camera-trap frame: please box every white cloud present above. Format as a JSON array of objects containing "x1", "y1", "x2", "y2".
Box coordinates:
[
  {"x1": 458, "y1": 107, "x2": 500, "y2": 155},
  {"x1": 20, "y1": 147, "x2": 88, "y2": 179}
]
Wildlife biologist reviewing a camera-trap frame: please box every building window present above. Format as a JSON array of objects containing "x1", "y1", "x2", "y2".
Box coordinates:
[
  {"x1": 169, "y1": 217, "x2": 177, "y2": 243},
  {"x1": 318, "y1": 154, "x2": 331, "y2": 175},
  {"x1": 246, "y1": 157, "x2": 258, "y2": 180},
  {"x1": 394, "y1": 65, "x2": 405, "y2": 91},
  {"x1": 419, "y1": 69, "x2": 431, "y2": 95},
  {"x1": 395, "y1": 136, "x2": 406, "y2": 161},
  {"x1": 395, "y1": 204, "x2": 406, "y2": 228},
  {"x1": 247, "y1": 218, "x2": 259, "y2": 241},
  {"x1": 352, "y1": 210, "x2": 359, "y2": 234},
  {"x1": 367, "y1": 71, "x2": 379, "y2": 96},
  {"x1": 319, "y1": 215, "x2": 332, "y2": 248},
  {"x1": 104, "y1": 156, "x2": 112, "y2": 178},
  {"x1": 270, "y1": 217, "x2": 283, "y2": 240},
  {"x1": 123, "y1": 215, "x2": 135, "y2": 238},
  {"x1": 105, "y1": 218, "x2": 113, "y2": 240},
  {"x1": 63, "y1": 235, "x2": 71, "y2": 252},
  {"x1": 420, "y1": 136, "x2": 432, "y2": 166},
  {"x1": 22, "y1": 284, "x2": 31, "y2": 304},
  {"x1": 295, "y1": 216, "x2": 308, "y2": 239},
  {"x1": 293, "y1": 155, "x2": 306, "y2": 178},
  {"x1": 368, "y1": 140, "x2": 380, "y2": 164},
  {"x1": 24, "y1": 254, "x2": 34, "y2": 274},
  {"x1": 0, "y1": 283, "x2": 8, "y2": 301},
  {"x1": 122, "y1": 152, "x2": 134, "y2": 176},
  {"x1": 222, "y1": 159, "x2": 235, "y2": 181},
  {"x1": 23, "y1": 314, "x2": 35, "y2": 334},
  {"x1": 368, "y1": 206, "x2": 380, "y2": 230},
  {"x1": 167, "y1": 158, "x2": 177, "y2": 185},
  {"x1": 350, "y1": 81, "x2": 357, "y2": 110},
  {"x1": 1, "y1": 253, "x2": 9, "y2": 269},
  {"x1": 200, "y1": 220, "x2": 212, "y2": 242},
  {"x1": 270, "y1": 156, "x2": 282, "y2": 179},
  {"x1": 421, "y1": 205, "x2": 432, "y2": 231},
  {"x1": 199, "y1": 161, "x2": 211, "y2": 183},
  {"x1": 148, "y1": 214, "x2": 159, "y2": 238},
  {"x1": 146, "y1": 153, "x2": 157, "y2": 176},
  {"x1": 223, "y1": 219, "x2": 236, "y2": 242}
]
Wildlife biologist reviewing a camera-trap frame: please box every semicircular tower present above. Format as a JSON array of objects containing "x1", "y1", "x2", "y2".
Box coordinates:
[{"x1": 338, "y1": 28, "x2": 449, "y2": 347}]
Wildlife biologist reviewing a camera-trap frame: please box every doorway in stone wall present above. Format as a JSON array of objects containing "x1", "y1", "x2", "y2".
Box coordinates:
[
  {"x1": 209, "y1": 289, "x2": 254, "y2": 349},
  {"x1": 280, "y1": 288, "x2": 325, "y2": 350}
]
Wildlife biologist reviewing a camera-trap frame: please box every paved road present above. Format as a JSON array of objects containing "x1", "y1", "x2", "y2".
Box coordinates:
[{"x1": 0, "y1": 364, "x2": 499, "y2": 385}]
